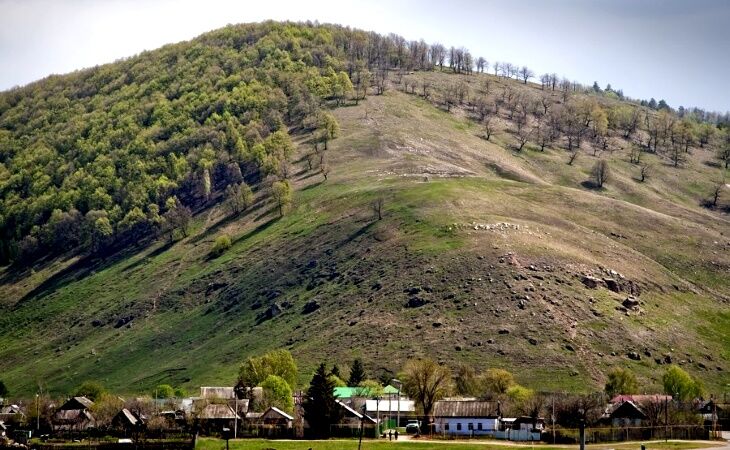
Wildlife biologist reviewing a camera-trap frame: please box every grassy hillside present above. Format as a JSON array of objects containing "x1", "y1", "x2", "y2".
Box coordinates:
[{"x1": 0, "y1": 23, "x2": 728, "y2": 397}]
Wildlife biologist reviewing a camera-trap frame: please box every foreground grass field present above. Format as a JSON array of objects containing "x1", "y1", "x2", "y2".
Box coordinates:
[{"x1": 196, "y1": 437, "x2": 722, "y2": 450}]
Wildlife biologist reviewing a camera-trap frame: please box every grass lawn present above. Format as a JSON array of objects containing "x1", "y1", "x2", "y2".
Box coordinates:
[{"x1": 196, "y1": 437, "x2": 721, "y2": 450}]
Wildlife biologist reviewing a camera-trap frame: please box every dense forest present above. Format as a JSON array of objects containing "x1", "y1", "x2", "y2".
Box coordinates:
[{"x1": 1, "y1": 21, "x2": 728, "y2": 265}]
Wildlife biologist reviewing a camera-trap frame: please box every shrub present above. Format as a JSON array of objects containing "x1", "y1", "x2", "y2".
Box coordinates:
[{"x1": 210, "y1": 234, "x2": 232, "y2": 256}]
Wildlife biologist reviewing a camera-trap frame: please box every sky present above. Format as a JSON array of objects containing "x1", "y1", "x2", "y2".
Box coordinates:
[{"x1": 1, "y1": 0, "x2": 729, "y2": 112}]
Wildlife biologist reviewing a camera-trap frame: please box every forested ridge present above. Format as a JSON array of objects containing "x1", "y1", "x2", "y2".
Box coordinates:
[
  {"x1": 2, "y1": 20, "x2": 729, "y2": 266},
  {"x1": 0, "y1": 21, "x2": 356, "y2": 264}
]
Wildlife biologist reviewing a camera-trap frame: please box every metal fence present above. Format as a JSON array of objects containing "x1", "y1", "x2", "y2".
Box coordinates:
[{"x1": 547, "y1": 424, "x2": 715, "y2": 444}]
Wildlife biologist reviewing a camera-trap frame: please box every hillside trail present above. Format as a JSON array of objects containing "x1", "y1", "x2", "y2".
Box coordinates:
[{"x1": 147, "y1": 208, "x2": 217, "y2": 316}]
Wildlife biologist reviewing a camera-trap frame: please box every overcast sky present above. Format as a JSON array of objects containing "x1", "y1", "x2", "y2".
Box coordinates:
[{"x1": 1, "y1": 0, "x2": 729, "y2": 111}]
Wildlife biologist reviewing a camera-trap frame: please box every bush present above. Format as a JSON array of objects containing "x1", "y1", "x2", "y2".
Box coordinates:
[{"x1": 210, "y1": 235, "x2": 232, "y2": 256}]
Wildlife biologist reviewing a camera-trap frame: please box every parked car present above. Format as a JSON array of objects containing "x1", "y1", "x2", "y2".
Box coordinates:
[{"x1": 405, "y1": 420, "x2": 420, "y2": 434}]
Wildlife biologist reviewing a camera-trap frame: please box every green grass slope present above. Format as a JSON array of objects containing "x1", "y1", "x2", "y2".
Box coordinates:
[{"x1": 1, "y1": 72, "x2": 728, "y2": 396}]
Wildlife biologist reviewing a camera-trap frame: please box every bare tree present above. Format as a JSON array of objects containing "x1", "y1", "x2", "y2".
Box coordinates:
[
  {"x1": 669, "y1": 142, "x2": 685, "y2": 167},
  {"x1": 568, "y1": 149, "x2": 580, "y2": 165},
  {"x1": 535, "y1": 119, "x2": 556, "y2": 151},
  {"x1": 706, "y1": 180, "x2": 725, "y2": 208},
  {"x1": 372, "y1": 197, "x2": 384, "y2": 220},
  {"x1": 592, "y1": 159, "x2": 610, "y2": 187},
  {"x1": 629, "y1": 144, "x2": 644, "y2": 164},
  {"x1": 484, "y1": 116, "x2": 497, "y2": 141},
  {"x1": 515, "y1": 125, "x2": 532, "y2": 152},
  {"x1": 476, "y1": 57, "x2": 487, "y2": 73},
  {"x1": 639, "y1": 164, "x2": 652, "y2": 182},
  {"x1": 540, "y1": 73, "x2": 551, "y2": 90},
  {"x1": 430, "y1": 43, "x2": 446, "y2": 70},
  {"x1": 519, "y1": 66, "x2": 535, "y2": 84},
  {"x1": 421, "y1": 80, "x2": 432, "y2": 100}
]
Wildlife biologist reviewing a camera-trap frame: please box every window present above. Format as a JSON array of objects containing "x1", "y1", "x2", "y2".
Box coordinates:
[
  {"x1": 456, "y1": 423, "x2": 462, "y2": 431},
  {"x1": 478, "y1": 422, "x2": 483, "y2": 430},
  {"x1": 445, "y1": 423, "x2": 449, "y2": 431},
  {"x1": 468, "y1": 423, "x2": 473, "y2": 430}
]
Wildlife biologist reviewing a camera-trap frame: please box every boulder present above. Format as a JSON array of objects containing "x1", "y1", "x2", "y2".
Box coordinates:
[
  {"x1": 603, "y1": 278, "x2": 620, "y2": 292},
  {"x1": 581, "y1": 275, "x2": 601, "y2": 289},
  {"x1": 256, "y1": 303, "x2": 283, "y2": 324},
  {"x1": 627, "y1": 351, "x2": 641, "y2": 361},
  {"x1": 301, "y1": 300, "x2": 320, "y2": 314},
  {"x1": 622, "y1": 296, "x2": 640, "y2": 309},
  {"x1": 405, "y1": 297, "x2": 427, "y2": 308}
]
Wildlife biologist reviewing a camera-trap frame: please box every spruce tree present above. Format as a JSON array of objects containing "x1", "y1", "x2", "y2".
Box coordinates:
[
  {"x1": 348, "y1": 358, "x2": 365, "y2": 386},
  {"x1": 330, "y1": 364, "x2": 341, "y2": 378},
  {"x1": 303, "y1": 363, "x2": 341, "y2": 438}
]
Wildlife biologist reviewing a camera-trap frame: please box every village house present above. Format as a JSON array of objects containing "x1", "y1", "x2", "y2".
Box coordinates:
[
  {"x1": 602, "y1": 400, "x2": 647, "y2": 427},
  {"x1": 196, "y1": 403, "x2": 240, "y2": 434},
  {"x1": 52, "y1": 397, "x2": 96, "y2": 432},
  {"x1": 0, "y1": 404, "x2": 25, "y2": 428},
  {"x1": 245, "y1": 406, "x2": 294, "y2": 437},
  {"x1": 432, "y1": 400, "x2": 500, "y2": 436},
  {"x1": 111, "y1": 408, "x2": 144, "y2": 435}
]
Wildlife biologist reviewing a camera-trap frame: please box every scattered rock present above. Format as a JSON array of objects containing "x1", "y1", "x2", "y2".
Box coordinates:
[
  {"x1": 498, "y1": 329, "x2": 510, "y2": 335},
  {"x1": 256, "y1": 303, "x2": 283, "y2": 324},
  {"x1": 565, "y1": 344, "x2": 575, "y2": 352},
  {"x1": 623, "y1": 296, "x2": 640, "y2": 308},
  {"x1": 581, "y1": 275, "x2": 601, "y2": 289},
  {"x1": 627, "y1": 351, "x2": 641, "y2": 361},
  {"x1": 301, "y1": 300, "x2": 320, "y2": 314},
  {"x1": 432, "y1": 321, "x2": 443, "y2": 328},
  {"x1": 405, "y1": 297, "x2": 427, "y2": 308},
  {"x1": 455, "y1": 345, "x2": 462, "y2": 351},
  {"x1": 603, "y1": 278, "x2": 620, "y2": 292},
  {"x1": 528, "y1": 337, "x2": 538, "y2": 345},
  {"x1": 404, "y1": 286, "x2": 421, "y2": 295},
  {"x1": 91, "y1": 319, "x2": 103, "y2": 327},
  {"x1": 113, "y1": 316, "x2": 134, "y2": 329}
]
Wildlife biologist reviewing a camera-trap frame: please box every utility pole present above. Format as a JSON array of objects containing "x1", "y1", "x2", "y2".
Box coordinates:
[
  {"x1": 578, "y1": 408, "x2": 585, "y2": 450},
  {"x1": 665, "y1": 395, "x2": 668, "y2": 442},
  {"x1": 551, "y1": 396, "x2": 555, "y2": 445},
  {"x1": 36, "y1": 393, "x2": 40, "y2": 433},
  {"x1": 391, "y1": 379, "x2": 402, "y2": 431},
  {"x1": 357, "y1": 404, "x2": 366, "y2": 450}
]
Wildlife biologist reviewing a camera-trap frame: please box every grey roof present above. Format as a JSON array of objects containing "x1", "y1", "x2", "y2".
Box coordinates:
[
  {"x1": 199, "y1": 387, "x2": 234, "y2": 399},
  {"x1": 60, "y1": 397, "x2": 94, "y2": 411},
  {"x1": 198, "y1": 403, "x2": 240, "y2": 420},
  {"x1": 262, "y1": 407, "x2": 294, "y2": 421},
  {"x1": 433, "y1": 401, "x2": 499, "y2": 418},
  {"x1": 115, "y1": 409, "x2": 139, "y2": 426}
]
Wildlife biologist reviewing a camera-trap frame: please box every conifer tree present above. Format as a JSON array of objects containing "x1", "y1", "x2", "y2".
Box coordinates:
[
  {"x1": 303, "y1": 363, "x2": 342, "y2": 438},
  {"x1": 348, "y1": 358, "x2": 365, "y2": 386}
]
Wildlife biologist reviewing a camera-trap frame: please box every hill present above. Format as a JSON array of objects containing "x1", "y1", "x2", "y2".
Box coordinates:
[{"x1": 0, "y1": 21, "x2": 728, "y2": 396}]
